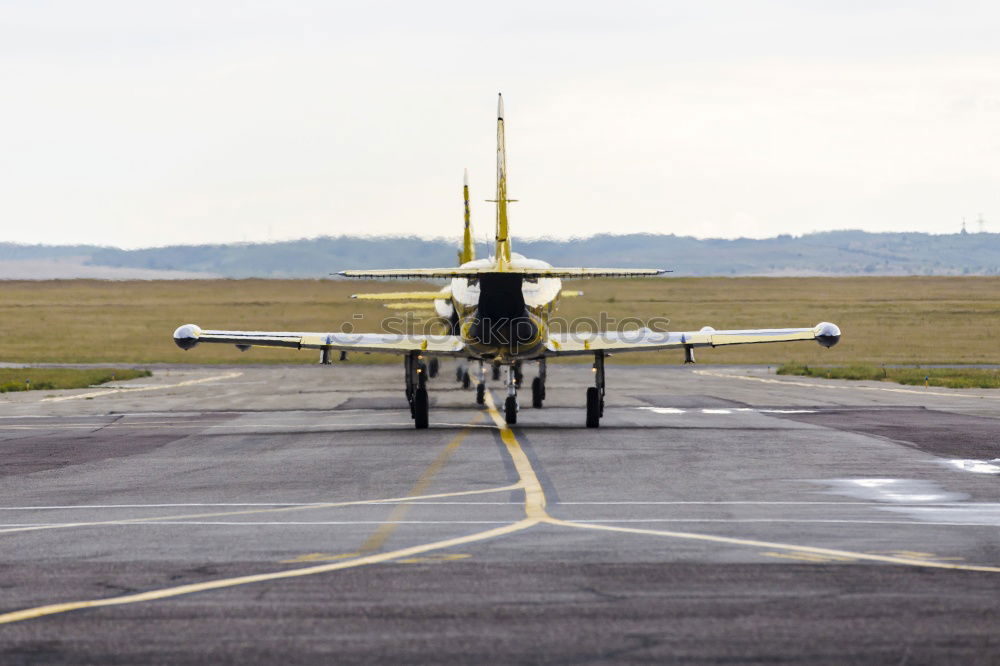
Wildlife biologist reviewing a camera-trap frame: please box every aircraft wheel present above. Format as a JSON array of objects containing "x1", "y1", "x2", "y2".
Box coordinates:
[
  {"x1": 531, "y1": 377, "x2": 543, "y2": 408},
  {"x1": 504, "y1": 395, "x2": 518, "y2": 424},
  {"x1": 461, "y1": 370, "x2": 471, "y2": 389},
  {"x1": 413, "y1": 387, "x2": 429, "y2": 429},
  {"x1": 476, "y1": 383, "x2": 486, "y2": 405},
  {"x1": 456, "y1": 366, "x2": 464, "y2": 382},
  {"x1": 586, "y1": 387, "x2": 601, "y2": 428},
  {"x1": 429, "y1": 358, "x2": 439, "y2": 378},
  {"x1": 417, "y1": 363, "x2": 427, "y2": 389},
  {"x1": 492, "y1": 365, "x2": 501, "y2": 381}
]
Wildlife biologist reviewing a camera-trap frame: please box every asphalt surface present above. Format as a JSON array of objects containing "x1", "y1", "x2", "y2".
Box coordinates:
[{"x1": 1, "y1": 362, "x2": 999, "y2": 664}]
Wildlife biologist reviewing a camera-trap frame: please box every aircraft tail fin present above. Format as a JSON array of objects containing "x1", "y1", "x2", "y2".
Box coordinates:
[
  {"x1": 494, "y1": 93, "x2": 512, "y2": 268},
  {"x1": 459, "y1": 169, "x2": 475, "y2": 264}
]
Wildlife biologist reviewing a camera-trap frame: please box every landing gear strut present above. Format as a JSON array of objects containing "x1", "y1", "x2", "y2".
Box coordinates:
[
  {"x1": 405, "y1": 352, "x2": 429, "y2": 429},
  {"x1": 504, "y1": 364, "x2": 518, "y2": 424},
  {"x1": 586, "y1": 351, "x2": 605, "y2": 428}
]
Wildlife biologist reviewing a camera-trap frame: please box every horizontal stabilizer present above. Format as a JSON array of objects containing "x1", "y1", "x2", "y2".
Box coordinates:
[
  {"x1": 382, "y1": 302, "x2": 439, "y2": 311},
  {"x1": 340, "y1": 267, "x2": 665, "y2": 279},
  {"x1": 351, "y1": 291, "x2": 451, "y2": 301}
]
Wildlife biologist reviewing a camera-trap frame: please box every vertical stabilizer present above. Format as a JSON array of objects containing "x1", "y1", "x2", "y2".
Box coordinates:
[
  {"x1": 459, "y1": 168, "x2": 475, "y2": 264},
  {"x1": 494, "y1": 93, "x2": 512, "y2": 269}
]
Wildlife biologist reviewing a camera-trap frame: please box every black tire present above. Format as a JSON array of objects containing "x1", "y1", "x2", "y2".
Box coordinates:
[
  {"x1": 461, "y1": 370, "x2": 471, "y2": 389},
  {"x1": 456, "y1": 366, "x2": 464, "y2": 382},
  {"x1": 413, "y1": 387, "x2": 429, "y2": 429},
  {"x1": 476, "y1": 383, "x2": 486, "y2": 405},
  {"x1": 586, "y1": 387, "x2": 600, "y2": 428},
  {"x1": 531, "y1": 377, "x2": 543, "y2": 408},
  {"x1": 428, "y1": 358, "x2": 439, "y2": 378},
  {"x1": 492, "y1": 365, "x2": 501, "y2": 381},
  {"x1": 504, "y1": 395, "x2": 517, "y2": 424},
  {"x1": 417, "y1": 363, "x2": 427, "y2": 389}
]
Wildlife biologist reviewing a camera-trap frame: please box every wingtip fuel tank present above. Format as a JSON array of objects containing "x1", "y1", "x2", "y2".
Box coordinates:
[{"x1": 173, "y1": 324, "x2": 202, "y2": 350}]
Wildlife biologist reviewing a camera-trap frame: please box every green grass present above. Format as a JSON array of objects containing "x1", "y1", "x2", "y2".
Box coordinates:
[
  {"x1": 1, "y1": 276, "x2": 999, "y2": 365},
  {"x1": 0, "y1": 368, "x2": 151, "y2": 393},
  {"x1": 777, "y1": 363, "x2": 1000, "y2": 389}
]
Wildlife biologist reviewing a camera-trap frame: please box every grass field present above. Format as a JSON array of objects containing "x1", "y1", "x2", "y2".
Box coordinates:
[
  {"x1": 0, "y1": 368, "x2": 151, "y2": 392},
  {"x1": 777, "y1": 363, "x2": 1000, "y2": 389},
  {"x1": 0, "y1": 277, "x2": 998, "y2": 365}
]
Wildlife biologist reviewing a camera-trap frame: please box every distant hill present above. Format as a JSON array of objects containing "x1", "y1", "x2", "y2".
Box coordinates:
[{"x1": 2, "y1": 230, "x2": 999, "y2": 279}]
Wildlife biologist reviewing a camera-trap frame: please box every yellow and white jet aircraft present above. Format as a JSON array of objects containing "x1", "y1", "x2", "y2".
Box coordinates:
[{"x1": 174, "y1": 94, "x2": 841, "y2": 428}]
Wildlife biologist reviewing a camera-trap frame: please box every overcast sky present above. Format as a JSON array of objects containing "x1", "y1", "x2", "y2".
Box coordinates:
[{"x1": 1, "y1": 1, "x2": 998, "y2": 248}]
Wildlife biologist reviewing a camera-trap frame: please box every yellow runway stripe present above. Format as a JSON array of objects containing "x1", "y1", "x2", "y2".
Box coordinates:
[
  {"x1": 0, "y1": 519, "x2": 537, "y2": 625},
  {"x1": 544, "y1": 518, "x2": 1000, "y2": 573},
  {"x1": 482, "y1": 392, "x2": 548, "y2": 520},
  {"x1": 358, "y1": 414, "x2": 483, "y2": 554}
]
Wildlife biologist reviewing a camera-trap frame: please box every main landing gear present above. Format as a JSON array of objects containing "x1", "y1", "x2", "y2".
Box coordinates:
[
  {"x1": 586, "y1": 351, "x2": 606, "y2": 428},
  {"x1": 404, "y1": 352, "x2": 429, "y2": 429}
]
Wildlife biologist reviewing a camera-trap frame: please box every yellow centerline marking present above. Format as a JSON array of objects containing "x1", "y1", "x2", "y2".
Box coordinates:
[
  {"x1": 482, "y1": 391, "x2": 548, "y2": 519},
  {"x1": 4, "y1": 387, "x2": 1000, "y2": 626},
  {"x1": 0, "y1": 520, "x2": 536, "y2": 625},
  {"x1": 358, "y1": 413, "x2": 483, "y2": 554},
  {"x1": 41, "y1": 371, "x2": 245, "y2": 402}
]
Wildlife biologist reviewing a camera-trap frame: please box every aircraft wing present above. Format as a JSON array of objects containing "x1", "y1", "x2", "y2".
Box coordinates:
[
  {"x1": 544, "y1": 323, "x2": 841, "y2": 356},
  {"x1": 173, "y1": 325, "x2": 466, "y2": 356}
]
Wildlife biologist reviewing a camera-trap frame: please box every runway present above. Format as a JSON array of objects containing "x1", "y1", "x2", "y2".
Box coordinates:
[{"x1": 1, "y1": 363, "x2": 999, "y2": 663}]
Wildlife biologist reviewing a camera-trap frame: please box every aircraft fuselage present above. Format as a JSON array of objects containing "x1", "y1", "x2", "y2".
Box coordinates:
[{"x1": 447, "y1": 254, "x2": 561, "y2": 362}]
